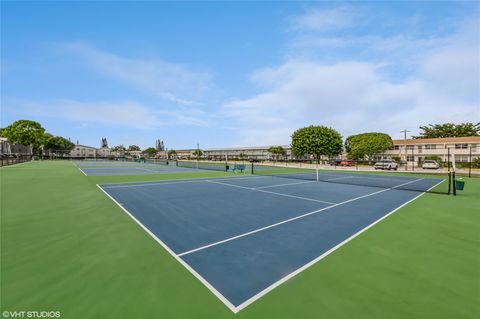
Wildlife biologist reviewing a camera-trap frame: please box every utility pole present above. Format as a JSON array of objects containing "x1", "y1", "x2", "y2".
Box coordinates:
[{"x1": 400, "y1": 129, "x2": 411, "y2": 169}]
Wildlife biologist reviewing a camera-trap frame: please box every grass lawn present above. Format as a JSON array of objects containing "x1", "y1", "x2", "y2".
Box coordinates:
[{"x1": 1, "y1": 160, "x2": 479, "y2": 318}]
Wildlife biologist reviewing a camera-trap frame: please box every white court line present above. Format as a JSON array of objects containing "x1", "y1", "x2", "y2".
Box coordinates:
[
  {"x1": 135, "y1": 167, "x2": 163, "y2": 173},
  {"x1": 96, "y1": 184, "x2": 238, "y2": 313},
  {"x1": 0, "y1": 160, "x2": 32, "y2": 168},
  {"x1": 255, "y1": 180, "x2": 317, "y2": 189},
  {"x1": 71, "y1": 161, "x2": 88, "y2": 176},
  {"x1": 235, "y1": 178, "x2": 445, "y2": 312},
  {"x1": 101, "y1": 175, "x2": 268, "y2": 189},
  {"x1": 178, "y1": 178, "x2": 425, "y2": 257},
  {"x1": 97, "y1": 176, "x2": 438, "y2": 313},
  {"x1": 323, "y1": 175, "x2": 355, "y2": 181},
  {"x1": 207, "y1": 180, "x2": 337, "y2": 205}
]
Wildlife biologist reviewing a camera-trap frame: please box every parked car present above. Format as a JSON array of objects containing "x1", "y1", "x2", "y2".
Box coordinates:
[
  {"x1": 329, "y1": 159, "x2": 342, "y2": 166},
  {"x1": 422, "y1": 160, "x2": 440, "y2": 169},
  {"x1": 374, "y1": 160, "x2": 398, "y2": 170},
  {"x1": 339, "y1": 160, "x2": 355, "y2": 167}
]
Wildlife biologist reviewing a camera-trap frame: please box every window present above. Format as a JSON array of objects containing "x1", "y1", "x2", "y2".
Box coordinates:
[
  {"x1": 406, "y1": 145, "x2": 414, "y2": 150},
  {"x1": 407, "y1": 155, "x2": 414, "y2": 162},
  {"x1": 455, "y1": 144, "x2": 468, "y2": 149},
  {"x1": 394, "y1": 145, "x2": 400, "y2": 150},
  {"x1": 455, "y1": 155, "x2": 469, "y2": 162},
  {"x1": 425, "y1": 144, "x2": 437, "y2": 150}
]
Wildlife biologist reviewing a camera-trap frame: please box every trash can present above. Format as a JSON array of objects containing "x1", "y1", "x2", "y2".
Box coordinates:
[{"x1": 455, "y1": 180, "x2": 465, "y2": 191}]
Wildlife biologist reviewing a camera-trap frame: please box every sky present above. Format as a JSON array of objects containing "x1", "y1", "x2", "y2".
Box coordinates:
[{"x1": 1, "y1": 1, "x2": 479, "y2": 150}]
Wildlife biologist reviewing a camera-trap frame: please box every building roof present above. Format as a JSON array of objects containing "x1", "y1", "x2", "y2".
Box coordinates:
[
  {"x1": 392, "y1": 136, "x2": 480, "y2": 145},
  {"x1": 205, "y1": 145, "x2": 291, "y2": 151},
  {"x1": 74, "y1": 144, "x2": 97, "y2": 150}
]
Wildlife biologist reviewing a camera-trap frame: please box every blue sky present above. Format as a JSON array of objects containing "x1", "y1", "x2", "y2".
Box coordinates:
[{"x1": 2, "y1": 1, "x2": 479, "y2": 150}]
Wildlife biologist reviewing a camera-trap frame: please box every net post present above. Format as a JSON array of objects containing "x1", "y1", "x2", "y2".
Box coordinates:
[
  {"x1": 447, "y1": 172, "x2": 451, "y2": 195},
  {"x1": 452, "y1": 171, "x2": 456, "y2": 196},
  {"x1": 251, "y1": 162, "x2": 254, "y2": 175},
  {"x1": 315, "y1": 159, "x2": 319, "y2": 182}
]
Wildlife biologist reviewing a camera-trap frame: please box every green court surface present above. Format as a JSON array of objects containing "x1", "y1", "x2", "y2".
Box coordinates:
[{"x1": 1, "y1": 161, "x2": 479, "y2": 318}]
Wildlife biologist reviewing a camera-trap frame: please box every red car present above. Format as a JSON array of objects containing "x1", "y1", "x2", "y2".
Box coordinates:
[{"x1": 339, "y1": 160, "x2": 355, "y2": 167}]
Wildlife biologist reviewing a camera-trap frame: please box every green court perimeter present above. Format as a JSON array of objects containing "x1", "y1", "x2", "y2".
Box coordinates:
[{"x1": 1, "y1": 161, "x2": 479, "y2": 318}]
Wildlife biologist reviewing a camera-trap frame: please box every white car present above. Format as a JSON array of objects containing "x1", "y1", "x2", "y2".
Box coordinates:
[
  {"x1": 374, "y1": 160, "x2": 398, "y2": 170},
  {"x1": 422, "y1": 160, "x2": 440, "y2": 169}
]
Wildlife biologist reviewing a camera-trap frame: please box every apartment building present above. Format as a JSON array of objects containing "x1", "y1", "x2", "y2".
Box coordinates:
[
  {"x1": 154, "y1": 137, "x2": 480, "y2": 163},
  {"x1": 70, "y1": 144, "x2": 97, "y2": 158},
  {"x1": 204, "y1": 145, "x2": 292, "y2": 161},
  {"x1": 384, "y1": 136, "x2": 480, "y2": 163}
]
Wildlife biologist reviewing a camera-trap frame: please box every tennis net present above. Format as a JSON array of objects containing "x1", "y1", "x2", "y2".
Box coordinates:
[
  {"x1": 176, "y1": 160, "x2": 228, "y2": 171},
  {"x1": 146, "y1": 159, "x2": 169, "y2": 165},
  {"x1": 252, "y1": 164, "x2": 451, "y2": 194}
]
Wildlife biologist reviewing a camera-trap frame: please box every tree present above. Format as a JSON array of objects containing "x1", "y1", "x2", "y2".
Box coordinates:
[
  {"x1": 127, "y1": 145, "x2": 141, "y2": 151},
  {"x1": 267, "y1": 146, "x2": 287, "y2": 161},
  {"x1": 472, "y1": 157, "x2": 480, "y2": 168},
  {"x1": 101, "y1": 138, "x2": 108, "y2": 148},
  {"x1": 44, "y1": 136, "x2": 75, "y2": 155},
  {"x1": 413, "y1": 123, "x2": 480, "y2": 139},
  {"x1": 155, "y1": 139, "x2": 165, "y2": 151},
  {"x1": 167, "y1": 149, "x2": 177, "y2": 159},
  {"x1": 1, "y1": 120, "x2": 46, "y2": 154},
  {"x1": 111, "y1": 145, "x2": 126, "y2": 153},
  {"x1": 143, "y1": 147, "x2": 157, "y2": 156},
  {"x1": 192, "y1": 149, "x2": 203, "y2": 160},
  {"x1": 110, "y1": 144, "x2": 126, "y2": 156},
  {"x1": 345, "y1": 133, "x2": 393, "y2": 160},
  {"x1": 291, "y1": 126, "x2": 343, "y2": 161}
]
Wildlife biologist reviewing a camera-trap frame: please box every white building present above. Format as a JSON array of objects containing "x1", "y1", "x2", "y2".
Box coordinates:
[
  {"x1": 163, "y1": 145, "x2": 292, "y2": 161},
  {"x1": 384, "y1": 136, "x2": 480, "y2": 164},
  {"x1": 70, "y1": 144, "x2": 97, "y2": 158}
]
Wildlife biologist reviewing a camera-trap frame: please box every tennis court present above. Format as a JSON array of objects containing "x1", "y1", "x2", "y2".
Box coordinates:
[
  {"x1": 98, "y1": 172, "x2": 445, "y2": 312},
  {"x1": 74, "y1": 159, "x2": 234, "y2": 176},
  {"x1": 79, "y1": 166, "x2": 205, "y2": 176}
]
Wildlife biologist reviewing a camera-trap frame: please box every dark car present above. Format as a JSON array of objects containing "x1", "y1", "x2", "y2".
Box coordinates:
[{"x1": 329, "y1": 159, "x2": 342, "y2": 166}]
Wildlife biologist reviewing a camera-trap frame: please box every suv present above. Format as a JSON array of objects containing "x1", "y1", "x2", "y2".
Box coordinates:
[
  {"x1": 374, "y1": 160, "x2": 398, "y2": 170},
  {"x1": 339, "y1": 160, "x2": 355, "y2": 167},
  {"x1": 422, "y1": 160, "x2": 440, "y2": 169}
]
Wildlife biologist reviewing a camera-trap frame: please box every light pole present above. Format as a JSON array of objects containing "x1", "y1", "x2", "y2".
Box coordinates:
[{"x1": 400, "y1": 129, "x2": 411, "y2": 170}]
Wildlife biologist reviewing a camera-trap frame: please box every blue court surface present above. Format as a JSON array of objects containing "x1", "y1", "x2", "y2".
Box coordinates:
[{"x1": 98, "y1": 173, "x2": 444, "y2": 312}]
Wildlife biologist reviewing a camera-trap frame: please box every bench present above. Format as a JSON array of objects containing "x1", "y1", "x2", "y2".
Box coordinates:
[{"x1": 232, "y1": 164, "x2": 246, "y2": 174}]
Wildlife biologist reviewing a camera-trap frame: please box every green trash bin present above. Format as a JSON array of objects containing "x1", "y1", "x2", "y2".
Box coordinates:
[{"x1": 455, "y1": 180, "x2": 465, "y2": 191}]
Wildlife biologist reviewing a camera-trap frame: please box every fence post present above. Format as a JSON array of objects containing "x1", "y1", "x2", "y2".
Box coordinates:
[
  {"x1": 412, "y1": 147, "x2": 414, "y2": 172},
  {"x1": 469, "y1": 146, "x2": 472, "y2": 178},
  {"x1": 447, "y1": 147, "x2": 450, "y2": 172}
]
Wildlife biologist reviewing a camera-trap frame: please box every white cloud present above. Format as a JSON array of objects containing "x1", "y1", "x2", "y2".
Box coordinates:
[
  {"x1": 223, "y1": 10, "x2": 479, "y2": 146},
  {"x1": 288, "y1": 6, "x2": 360, "y2": 32},
  {"x1": 61, "y1": 42, "x2": 212, "y2": 106},
  {"x1": 9, "y1": 99, "x2": 210, "y2": 129},
  {"x1": 224, "y1": 50, "x2": 479, "y2": 145}
]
